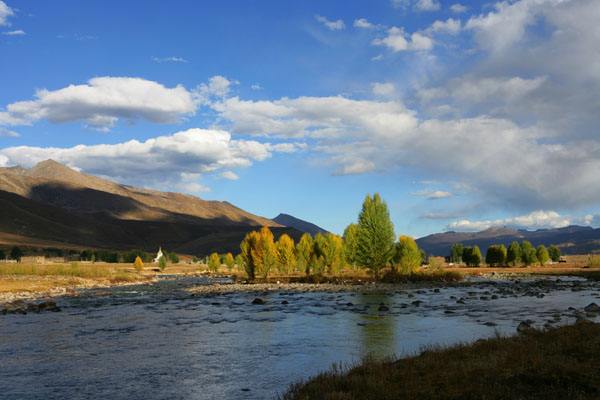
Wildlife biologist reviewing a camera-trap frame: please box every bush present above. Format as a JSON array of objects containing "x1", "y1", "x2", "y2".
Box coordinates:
[
  {"x1": 208, "y1": 252, "x2": 221, "y2": 272},
  {"x1": 548, "y1": 245, "x2": 561, "y2": 262},
  {"x1": 536, "y1": 245, "x2": 550, "y2": 266},
  {"x1": 394, "y1": 236, "x2": 422, "y2": 273},
  {"x1": 133, "y1": 256, "x2": 144, "y2": 272},
  {"x1": 158, "y1": 256, "x2": 167, "y2": 271}
]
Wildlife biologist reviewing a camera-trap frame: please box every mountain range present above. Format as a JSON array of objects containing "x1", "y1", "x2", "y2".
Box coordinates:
[
  {"x1": 416, "y1": 225, "x2": 600, "y2": 256},
  {"x1": 0, "y1": 160, "x2": 303, "y2": 255},
  {"x1": 272, "y1": 213, "x2": 329, "y2": 236}
]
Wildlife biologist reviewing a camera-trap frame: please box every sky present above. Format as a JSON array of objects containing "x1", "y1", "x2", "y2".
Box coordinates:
[{"x1": 1, "y1": 0, "x2": 599, "y2": 237}]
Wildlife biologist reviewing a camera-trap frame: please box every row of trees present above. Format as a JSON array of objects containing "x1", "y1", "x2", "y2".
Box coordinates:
[
  {"x1": 450, "y1": 241, "x2": 561, "y2": 267},
  {"x1": 238, "y1": 194, "x2": 423, "y2": 280}
]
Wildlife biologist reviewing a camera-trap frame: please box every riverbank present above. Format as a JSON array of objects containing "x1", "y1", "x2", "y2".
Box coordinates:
[{"x1": 282, "y1": 321, "x2": 600, "y2": 400}]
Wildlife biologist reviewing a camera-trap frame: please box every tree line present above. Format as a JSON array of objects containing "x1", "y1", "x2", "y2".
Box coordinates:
[
  {"x1": 450, "y1": 241, "x2": 561, "y2": 267},
  {"x1": 236, "y1": 193, "x2": 423, "y2": 280}
]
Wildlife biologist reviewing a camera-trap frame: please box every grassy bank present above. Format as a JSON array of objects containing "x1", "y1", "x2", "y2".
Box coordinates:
[
  {"x1": 0, "y1": 263, "x2": 140, "y2": 281},
  {"x1": 282, "y1": 322, "x2": 600, "y2": 400}
]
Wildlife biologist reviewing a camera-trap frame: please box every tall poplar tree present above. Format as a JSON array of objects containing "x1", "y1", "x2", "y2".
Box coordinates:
[
  {"x1": 355, "y1": 193, "x2": 395, "y2": 278},
  {"x1": 343, "y1": 223, "x2": 359, "y2": 267},
  {"x1": 296, "y1": 233, "x2": 314, "y2": 275}
]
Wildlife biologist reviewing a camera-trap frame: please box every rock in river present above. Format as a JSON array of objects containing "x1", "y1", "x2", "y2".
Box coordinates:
[{"x1": 251, "y1": 298, "x2": 266, "y2": 305}]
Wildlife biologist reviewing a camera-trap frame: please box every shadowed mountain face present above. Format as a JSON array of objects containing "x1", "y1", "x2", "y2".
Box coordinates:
[
  {"x1": 417, "y1": 226, "x2": 600, "y2": 256},
  {"x1": 272, "y1": 213, "x2": 329, "y2": 236},
  {"x1": 0, "y1": 160, "x2": 298, "y2": 255}
]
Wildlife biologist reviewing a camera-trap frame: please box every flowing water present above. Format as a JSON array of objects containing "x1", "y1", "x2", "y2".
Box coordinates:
[{"x1": 1, "y1": 276, "x2": 599, "y2": 400}]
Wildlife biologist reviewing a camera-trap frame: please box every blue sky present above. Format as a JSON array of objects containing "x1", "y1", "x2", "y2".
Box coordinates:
[{"x1": 1, "y1": 0, "x2": 599, "y2": 237}]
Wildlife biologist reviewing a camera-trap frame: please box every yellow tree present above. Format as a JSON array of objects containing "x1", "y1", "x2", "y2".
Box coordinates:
[
  {"x1": 240, "y1": 227, "x2": 277, "y2": 280},
  {"x1": 224, "y1": 252, "x2": 235, "y2": 271},
  {"x1": 208, "y1": 252, "x2": 221, "y2": 272},
  {"x1": 241, "y1": 231, "x2": 261, "y2": 280},
  {"x1": 324, "y1": 234, "x2": 345, "y2": 275},
  {"x1": 133, "y1": 256, "x2": 144, "y2": 272},
  {"x1": 395, "y1": 235, "x2": 422, "y2": 274},
  {"x1": 276, "y1": 234, "x2": 296, "y2": 274}
]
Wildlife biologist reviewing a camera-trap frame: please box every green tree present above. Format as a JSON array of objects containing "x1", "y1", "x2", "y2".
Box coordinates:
[
  {"x1": 462, "y1": 247, "x2": 473, "y2": 266},
  {"x1": 158, "y1": 255, "x2": 167, "y2": 271},
  {"x1": 536, "y1": 245, "x2": 550, "y2": 266},
  {"x1": 520, "y1": 241, "x2": 537, "y2": 266},
  {"x1": 208, "y1": 252, "x2": 221, "y2": 272},
  {"x1": 276, "y1": 234, "x2": 296, "y2": 274},
  {"x1": 355, "y1": 193, "x2": 395, "y2": 278},
  {"x1": 485, "y1": 244, "x2": 507, "y2": 267},
  {"x1": 450, "y1": 243, "x2": 464, "y2": 264},
  {"x1": 343, "y1": 223, "x2": 359, "y2": 267},
  {"x1": 296, "y1": 233, "x2": 314, "y2": 275},
  {"x1": 470, "y1": 246, "x2": 482, "y2": 267},
  {"x1": 10, "y1": 246, "x2": 23, "y2": 262},
  {"x1": 548, "y1": 245, "x2": 561, "y2": 262},
  {"x1": 234, "y1": 254, "x2": 244, "y2": 271},
  {"x1": 395, "y1": 235, "x2": 422, "y2": 274},
  {"x1": 312, "y1": 233, "x2": 328, "y2": 275},
  {"x1": 224, "y1": 252, "x2": 235, "y2": 271},
  {"x1": 506, "y1": 241, "x2": 521, "y2": 266},
  {"x1": 167, "y1": 252, "x2": 179, "y2": 264},
  {"x1": 323, "y1": 234, "x2": 345, "y2": 275}
]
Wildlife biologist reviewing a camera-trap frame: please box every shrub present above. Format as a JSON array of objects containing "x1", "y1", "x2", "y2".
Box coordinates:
[
  {"x1": 133, "y1": 256, "x2": 144, "y2": 272},
  {"x1": 536, "y1": 245, "x2": 550, "y2": 266},
  {"x1": 548, "y1": 245, "x2": 561, "y2": 262},
  {"x1": 158, "y1": 256, "x2": 167, "y2": 271}
]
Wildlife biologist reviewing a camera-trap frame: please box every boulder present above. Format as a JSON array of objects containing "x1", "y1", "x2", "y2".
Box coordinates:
[{"x1": 251, "y1": 298, "x2": 265, "y2": 305}]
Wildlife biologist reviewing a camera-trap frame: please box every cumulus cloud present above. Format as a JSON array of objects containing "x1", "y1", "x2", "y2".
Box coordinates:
[
  {"x1": 353, "y1": 18, "x2": 375, "y2": 29},
  {"x1": 220, "y1": 171, "x2": 239, "y2": 180},
  {"x1": 0, "y1": 77, "x2": 197, "y2": 131},
  {"x1": 428, "y1": 18, "x2": 461, "y2": 35},
  {"x1": 0, "y1": 128, "x2": 303, "y2": 193},
  {"x1": 0, "y1": 1, "x2": 14, "y2": 26},
  {"x1": 373, "y1": 27, "x2": 433, "y2": 52},
  {"x1": 371, "y1": 82, "x2": 396, "y2": 97},
  {"x1": 447, "y1": 210, "x2": 573, "y2": 231},
  {"x1": 412, "y1": 190, "x2": 453, "y2": 200},
  {"x1": 450, "y1": 3, "x2": 467, "y2": 13},
  {"x1": 414, "y1": 0, "x2": 440, "y2": 12},
  {"x1": 315, "y1": 15, "x2": 345, "y2": 31},
  {"x1": 193, "y1": 75, "x2": 237, "y2": 105},
  {"x1": 2, "y1": 29, "x2": 24, "y2": 36}
]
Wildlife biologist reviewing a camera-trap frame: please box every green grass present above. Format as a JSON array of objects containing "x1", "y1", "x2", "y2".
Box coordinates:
[
  {"x1": 0, "y1": 263, "x2": 142, "y2": 281},
  {"x1": 282, "y1": 322, "x2": 600, "y2": 400}
]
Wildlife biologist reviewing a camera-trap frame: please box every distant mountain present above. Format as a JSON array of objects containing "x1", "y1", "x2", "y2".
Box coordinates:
[
  {"x1": 272, "y1": 213, "x2": 328, "y2": 236},
  {"x1": 417, "y1": 225, "x2": 600, "y2": 256},
  {"x1": 0, "y1": 160, "x2": 300, "y2": 255}
]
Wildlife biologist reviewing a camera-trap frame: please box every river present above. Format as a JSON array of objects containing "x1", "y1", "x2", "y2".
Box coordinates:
[{"x1": 1, "y1": 276, "x2": 599, "y2": 399}]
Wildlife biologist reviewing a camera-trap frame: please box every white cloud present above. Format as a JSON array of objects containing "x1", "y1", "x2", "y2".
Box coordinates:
[
  {"x1": 0, "y1": 76, "x2": 197, "y2": 131},
  {"x1": 371, "y1": 82, "x2": 396, "y2": 97},
  {"x1": 0, "y1": 128, "x2": 302, "y2": 193},
  {"x1": 0, "y1": 127, "x2": 19, "y2": 137},
  {"x1": 0, "y1": 1, "x2": 14, "y2": 26},
  {"x1": 390, "y1": 0, "x2": 410, "y2": 10},
  {"x1": 2, "y1": 29, "x2": 24, "y2": 36},
  {"x1": 193, "y1": 75, "x2": 237, "y2": 105},
  {"x1": 152, "y1": 56, "x2": 188, "y2": 63},
  {"x1": 450, "y1": 3, "x2": 468, "y2": 13},
  {"x1": 429, "y1": 18, "x2": 461, "y2": 35},
  {"x1": 448, "y1": 210, "x2": 573, "y2": 231},
  {"x1": 373, "y1": 27, "x2": 433, "y2": 52},
  {"x1": 414, "y1": 0, "x2": 441, "y2": 12},
  {"x1": 412, "y1": 190, "x2": 453, "y2": 199},
  {"x1": 220, "y1": 171, "x2": 239, "y2": 180},
  {"x1": 353, "y1": 18, "x2": 374, "y2": 29},
  {"x1": 315, "y1": 15, "x2": 345, "y2": 31},
  {"x1": 251, "y1": 84, "x2": 263, "y2": 91}
]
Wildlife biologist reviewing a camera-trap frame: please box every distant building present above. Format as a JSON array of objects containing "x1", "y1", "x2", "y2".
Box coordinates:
[{"x1": 153, "y1": 247, "x2": 164, "y2": 263}]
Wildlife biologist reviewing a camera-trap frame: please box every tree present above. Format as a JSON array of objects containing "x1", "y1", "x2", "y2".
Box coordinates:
[
  {"x1": 470, "y1": 246, "x2": 482, "y2": 267},
  {"x1": 240, "y1": 227, "x2": 277, "y2": 279},
  {"x1": 520, "y1": 241, "x2": 537, "y2": 266},
  {"x1": 536, "y1": 245, "x2": 550, "y2": 266},
  {"x1": 158, "y1": 255, "x2": 167, "y2": 271},
  {"x1": 450, "y1": 243, "x2": 464, "y2": 264},
  {"x1": 133, "y1": 256, "x2": 144, "y2": 272},
  {"x1": 462, "y1": 247, "x2": 473, "y2": 266},
  {"x1": 506, "y1": 241, "x2": 521, "y2": 266},
  {"x1": 167, "y1": 252, "x2": 179, "y2": 264},
  {"x1": 276, "y1": 234, "x2": 296, "y2": 274},
  {"x1": 234, "y1": 254, "x2": 244, "y2": 271},
  {"x1": 10, "y1": 246, "x2": 23, "y2": 262},
  {"x1": 355, "y1": 193, "x2": 395, "y2": 278},
  {"x1": 296, "y1": 233, "x2": 314, "y2": 275},
  {"x1": 323, "y1": 234, "x2": 345, "y2": 275},
  {"x1": 548, "y1": 245, "x2": 561, "y2": 262},
  {"x1": 208, "y1": 252, "x2": 221, "y2": 272},
  {"x1": 0, "y1": 249, "x2": 5, "y2": 260},
  {"x1": 485, "y1": 245, "x2": 507, "y2": 267},
  {"x1": 395, "y1": 235, "x2": 422, "y2": 274},
  {"x1": 312, "y1": 233, "x2": 328, "y2": 275},
  {"x1": 224, "y1": 252, "x2": 235, "y2": 271},
  {"x1": 343, "y1": 223, "x2": 359, "y2": 267}
]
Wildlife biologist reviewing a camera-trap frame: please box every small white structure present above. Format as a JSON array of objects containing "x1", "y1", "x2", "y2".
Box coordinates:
[{"x1": 153, "y1": 247, "x2": 164, "y2": 263}]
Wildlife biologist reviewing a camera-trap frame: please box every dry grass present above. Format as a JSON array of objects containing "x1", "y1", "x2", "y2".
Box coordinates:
[
  {"x1": 282, "y1": 322, "x2": 600, "y2": 400},
  {"x1": 380, "y1": 269, "x2": 463, "y2": 283}
]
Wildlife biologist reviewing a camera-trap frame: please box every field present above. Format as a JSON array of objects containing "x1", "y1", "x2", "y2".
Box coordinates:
[{"x1": 282, "y1": 322, "x2": 600, "y2": 400}]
